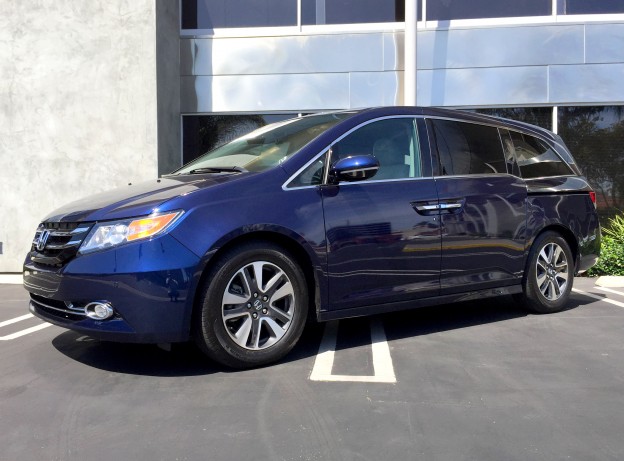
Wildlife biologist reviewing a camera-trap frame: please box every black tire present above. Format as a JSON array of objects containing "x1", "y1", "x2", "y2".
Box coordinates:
[
  {"x1": 519, "y1": 231, "x2": 574, "y2": 314},
  {"x1": 195, "y1": 242, "x2": 308, "y2": 369}
]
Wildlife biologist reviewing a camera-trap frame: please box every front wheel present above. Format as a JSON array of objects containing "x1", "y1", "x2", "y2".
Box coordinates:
[
  {"x1": 519, "y1": 231, "x2": 574, "y2": 314},
  {"x1": 195, "y1": 242, "x2": 308, "y2": 368}
]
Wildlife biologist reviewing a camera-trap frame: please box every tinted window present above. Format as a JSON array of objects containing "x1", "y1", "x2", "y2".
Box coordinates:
[
  {"x1": 428, "y1": 0, "x2": 550, "y2": 21},
  {"x1": 509, "y1": 131, "x2": 573, "y2": 178},
  {"x1": 301, "y1": 0, "x2": 408, "y2": 25},
  {"x1": 182, "y1": 0, "x2": 297, "y2": 29},
  {"x1": 430, "y1": 120, "x2": 506, "y2": 175},
  {"x1": 560, "y1": 0, "x2": 624, "y2": 14},
  {"x1": 331, "y1": 118, "x2": 421, "y2": 181}
]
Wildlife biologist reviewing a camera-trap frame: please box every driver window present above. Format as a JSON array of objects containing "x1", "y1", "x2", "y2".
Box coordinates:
[{"x1": 331, "y1": 118, "x2": 421, "y2": 181}]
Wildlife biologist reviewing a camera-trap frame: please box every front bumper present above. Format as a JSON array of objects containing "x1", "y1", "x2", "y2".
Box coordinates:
[{"x1": 23, "y1": 234, "x2": 201, "y2": 343}]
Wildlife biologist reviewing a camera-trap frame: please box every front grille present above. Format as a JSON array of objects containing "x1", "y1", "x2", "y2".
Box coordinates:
[
  {"x1": 30, "y1": 222, "x2": 92, "y2": 267},
  {"x1": 30, "y1": 294, "x2": 86, "y2": 321}
]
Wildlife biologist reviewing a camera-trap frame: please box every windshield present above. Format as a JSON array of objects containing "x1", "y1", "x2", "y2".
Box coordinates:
[{"x1": 174, "y1": 113, "x2": 352, "y2": 175}]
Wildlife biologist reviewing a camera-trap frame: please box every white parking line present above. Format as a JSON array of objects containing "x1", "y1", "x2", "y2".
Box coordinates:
[
  {"x1": 572, "y1": 288, "x2": 624, "y2": 309},
  {"x1": 0, "y1": 323, "x2": 53, "y2": 341},
  {"x1": 0, "y1": 313, "x2": 53, "y2": 341},
  {"x1": 0, "y1": 314, "x2": 34, "y2": 328},
  {"x1": 595, "y1": 286, "x2": 624, "y2": 298},
  {"x1": 310, "y1": 319, "x2": 396, "y2": 384}
]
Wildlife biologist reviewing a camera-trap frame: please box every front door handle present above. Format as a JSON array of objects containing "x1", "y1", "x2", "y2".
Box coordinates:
[{"x1": 439, "y1": 198, "x2": 465, "y2": 214}]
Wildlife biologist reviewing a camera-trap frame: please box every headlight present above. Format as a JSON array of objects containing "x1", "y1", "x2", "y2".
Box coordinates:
[{"x1": 79, "y1": 211, "x2": 183, "y2": 254}]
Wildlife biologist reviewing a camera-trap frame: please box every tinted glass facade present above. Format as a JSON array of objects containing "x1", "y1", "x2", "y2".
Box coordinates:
[
  {"x1": 181, "y1": 0, "x2": 297, "y2": 29},
  {"x1": 559, "y1": 106, "x2": 624, "y2": 219},
  {"x1": 301, "y1": 0, "x2": 408, "y2": 25},
  {"x1": 560, "y1": 0, "x2": 624, "y2": 15},
  {"x1": 182, "y1": 114, "x2": 297, "y2": 164},
  {"x1": 428, "y1": 0, "x2": 550, "y2": 21},
  {"x1": 473, "y1": 108, "x2": 553, "y2": 131}
]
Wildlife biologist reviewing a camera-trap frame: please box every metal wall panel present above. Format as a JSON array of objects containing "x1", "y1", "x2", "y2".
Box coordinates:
[
  {"x1": 549, "y1": 63, "x2": 624, "y2": 103},
  {"x1": 417, "y1": 66, "x2": 548, "y2": 107},
  {"x1": 181, "y1": 33, "x2": 389, "y2": 76},
  {"x1": 181, "y1": 74, "x2": 350, "y2": 112},
  {"x1": 586, "y1": 23, "x2": 624, "y2": 64},
  {"x1": 350, "y1": 72, "x2": 403, "y2": 107},
  {"x1": 416, "y1": 24, "x2": 584, "y2": 70},
  {"x1": 180, "y1": 20, "x2": 624, "y2": 113},
  {"x1": 383, "y1": 32, "x2": 404, "y2": 71}
]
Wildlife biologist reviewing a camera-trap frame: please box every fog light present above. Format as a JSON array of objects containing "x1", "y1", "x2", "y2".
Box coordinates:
[{"x1": 85, "y1": 301, "x2": 114, "y2": 320}]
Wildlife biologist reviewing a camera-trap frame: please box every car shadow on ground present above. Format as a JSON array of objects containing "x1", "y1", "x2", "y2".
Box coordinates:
[{"x1": 50, "y1": 294, "x2": 596, "y2": 377}]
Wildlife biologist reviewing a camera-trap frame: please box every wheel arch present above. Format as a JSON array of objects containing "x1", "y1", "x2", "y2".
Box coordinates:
[
  {"x1": 189, "y1": 228, "x2": 322, "y2": 339},
  {"x1": 528, "y1": 224, "x2": 579, "y2": 273}
]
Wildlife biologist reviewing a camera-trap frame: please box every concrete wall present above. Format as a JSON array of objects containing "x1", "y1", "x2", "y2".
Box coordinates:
[{"x1": 0, "y1": 0, "x2": 167, "y2": 272}]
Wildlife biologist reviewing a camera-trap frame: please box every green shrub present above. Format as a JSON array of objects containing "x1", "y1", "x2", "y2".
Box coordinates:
[
  {"x1": 586, "y1": 237, "x2": 624, "y2": 277},
  {"x1": 602, "y1": 213, "x2": 624, "y2": 243}
]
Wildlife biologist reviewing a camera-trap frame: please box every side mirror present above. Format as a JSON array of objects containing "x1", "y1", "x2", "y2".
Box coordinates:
[{"x1": 329, "y1": 155, "x2": 380, "y2": 184}]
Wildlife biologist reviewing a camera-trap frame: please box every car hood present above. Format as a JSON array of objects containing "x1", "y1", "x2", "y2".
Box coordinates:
[{"x1": 42, "y1": 173, "x2": 245, "y2": 222}]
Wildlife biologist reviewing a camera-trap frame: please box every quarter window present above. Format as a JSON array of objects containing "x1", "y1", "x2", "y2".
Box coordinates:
[
  {"x1": 509, "y1": 131, "x2": 573, "y2": 178},
  {"x1": 430, "y1": 120, "x2": 507, "y2": 175}
]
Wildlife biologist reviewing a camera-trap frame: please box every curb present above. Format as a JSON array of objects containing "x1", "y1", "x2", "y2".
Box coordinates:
[
  {"x1": 0, "y1": 274, "x2": 23, "y2": 285},
  {"x1": 595, "y1": 276, "x2": 624, "y2": 288}
]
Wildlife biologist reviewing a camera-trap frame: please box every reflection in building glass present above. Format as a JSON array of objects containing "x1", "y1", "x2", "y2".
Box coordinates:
[
  {"x1": 559, "y1": 0, "x2": 624, "y2": 15},
  {"x1": 559, "y1": 106, "x2": 624, "y2": 221},
  {"x1": 182, "y1": 114, "x2": 298, "y2": 164},
  {"x1": 181, "y1": 0, "x2": 297, "y2": 29},
  {"x1": 427, "y1": 0, "x2": 550, "y2": 21}
]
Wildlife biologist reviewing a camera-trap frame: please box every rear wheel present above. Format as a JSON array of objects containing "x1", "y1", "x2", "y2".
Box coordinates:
[
  {"x1": 519, "y1": 231, "x2": 574, "y2": 314},
  {"x1": 195, "y1": 242, "x2": 308, "y2": 368}
]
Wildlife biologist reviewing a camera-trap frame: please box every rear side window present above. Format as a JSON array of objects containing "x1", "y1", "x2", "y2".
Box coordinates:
[
  {"x1": 509, "y1": 131, "x2": 573, "y2": 178},
  {"x1": 430, "y1": 119, "x2": 506, "y2": 175}
]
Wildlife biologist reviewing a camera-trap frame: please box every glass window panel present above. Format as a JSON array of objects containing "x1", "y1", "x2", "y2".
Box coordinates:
[
  {"x1": 427, "y1": 0, "x2": 550, "y2": 21},
  {"x1": 559, "y1": 0, "x2": 624, "y2": 15},
  {"x1": 302, "y1": 0, "x2": 411, "y2": 25},
  {"x1": 470, "y1": 107, "x2": 553, "y2": 131},
  {"x1": 179, "y1": 113, "x2": 349, "y2": 174},
  {"x1": 430, "y1": 120, "x2": 506, "y2": 175},
  {"x1": 181, "y1": 0, "x2": 297, "y2": 29},
  {"x1": 182, "y1": 114, "x2": 298, "y2": 164},
  {"x1": 331, "y1": 118, "x2": 420, "y2": 180},
  {"x1": 509, "y1": 131, "x2": 572, "y2": 178},
  {"x1": 558, "y1": 106, "x2": 624, "y2": 220},
  {"x1": 289, "y1": 156, "x2": 327, "y2": 188}
]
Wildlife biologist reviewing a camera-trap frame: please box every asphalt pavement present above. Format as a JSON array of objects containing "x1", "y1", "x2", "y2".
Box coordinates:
[{"x1": 1, "y1": 277, "x2": 624, "y2": 461}]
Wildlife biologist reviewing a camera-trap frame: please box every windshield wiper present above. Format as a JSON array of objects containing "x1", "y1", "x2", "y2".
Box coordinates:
[{"x1": 187, "y1": 166, "x2": 248, "y2": 174}]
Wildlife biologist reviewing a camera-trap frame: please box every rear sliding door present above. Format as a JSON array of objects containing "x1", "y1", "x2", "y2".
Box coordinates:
[{"x1": 426, "y1": 118, "x2": 527, "y2": 294}]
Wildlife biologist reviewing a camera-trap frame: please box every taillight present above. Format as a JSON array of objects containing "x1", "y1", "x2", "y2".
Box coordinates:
[{"x1": 589, "y1": 191, "x2": 597, "y2": 207}]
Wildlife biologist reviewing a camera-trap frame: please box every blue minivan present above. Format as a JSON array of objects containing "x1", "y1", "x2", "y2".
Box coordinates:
[{"x1": 24, "y1": 107, "x2": 600, "y2": 368}]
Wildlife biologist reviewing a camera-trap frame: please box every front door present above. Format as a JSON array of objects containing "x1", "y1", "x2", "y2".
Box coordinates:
[{"x1": 321, "y1": 117, "x2": 441, "y2": 311}]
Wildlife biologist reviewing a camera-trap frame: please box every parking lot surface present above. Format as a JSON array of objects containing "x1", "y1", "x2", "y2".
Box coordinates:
[{"x1": 1, "y1": 278, "x2": 624, "y2": 461}]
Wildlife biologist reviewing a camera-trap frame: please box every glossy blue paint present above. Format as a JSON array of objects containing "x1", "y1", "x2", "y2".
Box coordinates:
[{"x1": 23, "y1": 107, "x2": 601, "y2": 345}]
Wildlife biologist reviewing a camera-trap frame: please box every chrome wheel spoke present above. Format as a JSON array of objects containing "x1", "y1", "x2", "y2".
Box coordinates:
[
  {"x1": 233, "y1": 317, "x2": 253, "y2": 347},
  {"x1": 249, "y1": 317, "x2": 262, "y2": 349},
  {"x1": 223, "y1": 305, "x2": 249, "y2": 321},
  {"x1": 222, "y1": 290, "x2": 249, "y2": 306},
  {"x1": 271, "y1": 282, "x2": 294, "y2": 304},
  {"x1": 263, "y1": 317, "x2": 287, "y2": 345},
  {"x1": 269, "y1": 305, "x2": 292, "y2": 324},
  {"x1": 264, "y1": 271, "x2": 285, "y2": 295}
]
